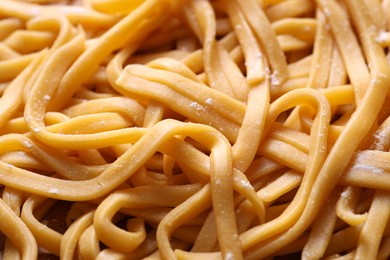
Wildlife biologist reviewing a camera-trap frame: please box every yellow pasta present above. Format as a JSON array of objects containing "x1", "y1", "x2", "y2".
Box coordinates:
[{"x1": 0, "y1": 0, "x2": 390, "y2": 259}]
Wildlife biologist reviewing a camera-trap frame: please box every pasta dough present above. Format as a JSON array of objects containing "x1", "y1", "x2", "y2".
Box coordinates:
[{"x1": 0, "y1": 0, "x2": 390, "y2": 259}]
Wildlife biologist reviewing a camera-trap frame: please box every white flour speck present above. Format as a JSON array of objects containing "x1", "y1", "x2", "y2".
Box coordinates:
[
  {"x1": 31, "y1": 127, "x2": 41, "y2": 133},
  {"x1": 270, "y1": 70, "x2": 280, "y2": 86},
  {"x1": 23, "y1": 140, "x2": 32, "y2": 148},
  {"x1": 240, "y1": 179, "x2": 252, "y2": 189},
  {"x1": 341, "y1": 190, "x2": 349, "y2": 198},
  {"x1": 375, "y1": 31, "x2": 388, "y2": 43},
  {"x1": 205, "y1": 98, "x2": 213, "y2": 105},
  {"x1": 225, "y1": 252, "x2": 234, "y2": 260},
  {"x1": 43, "y1": 95, "x2": 51, "y2": 101},
  {"x1": 49, "y1": 188, "x2": 59, "y2": 194},
  {"x1": 352, "y1": 163, "x2": 384, "y2": 174}
]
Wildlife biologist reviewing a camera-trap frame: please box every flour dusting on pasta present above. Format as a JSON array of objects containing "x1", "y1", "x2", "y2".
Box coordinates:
[{"x1": 0, "y1": 0, "x2": 390, "y2": 259}]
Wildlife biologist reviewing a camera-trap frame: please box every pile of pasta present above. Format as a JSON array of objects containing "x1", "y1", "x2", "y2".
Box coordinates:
[{"x1": 1, "y1": 0, "x2": 390, "y2": 259}]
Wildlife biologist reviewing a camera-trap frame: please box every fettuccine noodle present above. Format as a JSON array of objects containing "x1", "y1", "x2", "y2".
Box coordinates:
[{"x1": 0, "y1": 0, "x2": 390, "y2": 259}]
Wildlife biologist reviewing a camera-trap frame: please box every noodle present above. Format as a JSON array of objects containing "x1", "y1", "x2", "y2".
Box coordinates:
[{"x1": 0, "y1": 0, "x2": 390, "y2": 259}]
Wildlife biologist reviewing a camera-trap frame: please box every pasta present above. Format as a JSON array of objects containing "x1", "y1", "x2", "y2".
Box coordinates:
[{"x1": 0, "y1": 0, "x2": 390, "y2": 259}]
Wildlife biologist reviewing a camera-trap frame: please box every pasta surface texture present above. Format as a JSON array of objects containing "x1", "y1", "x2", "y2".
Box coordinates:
[{"x1": 0, "y1": 0, "x2": 390, "y2": 259}]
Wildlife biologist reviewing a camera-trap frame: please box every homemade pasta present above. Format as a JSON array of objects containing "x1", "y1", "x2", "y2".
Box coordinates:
[{"x1": 0, "y1": 0, "x2": 390, "y2": 259}]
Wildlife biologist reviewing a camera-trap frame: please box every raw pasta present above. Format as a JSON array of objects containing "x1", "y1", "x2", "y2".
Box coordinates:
[{"x1": 0, "y1": 0, "x2": 390, "y2": 259}]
